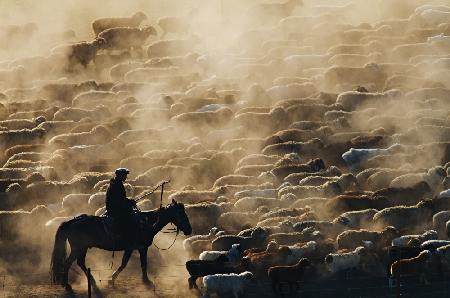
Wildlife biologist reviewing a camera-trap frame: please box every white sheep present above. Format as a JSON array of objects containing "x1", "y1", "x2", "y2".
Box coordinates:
[
  {"x1": 427, "y1": 34, "x2": 450, "y2": 47},
  {"x1": 183, "y1": 227, "x2": 220, "y2": 250},
  {"x1": 439, "y1": 189, "x2": 450, "y2": 198},
  {"x1": 202, "y1": 271, "x2": 253, "y2": 298},
  {"x1": 391, "y1": 230, "x2": 438, "y2": 247},
  {"x1": 342, "y1": 143, "x2": 404, "y2": 170},
  {"x1": 437, "y1": 244, "x2": 450, "y2": 265},
  {"x1": 415, "y1": 4, "x2": 450, "y2": 15},
  {"x1": 288, "y1": 241, "x2": 316, "y2": 262},
  {"x1": 199, "y1": 243, "x2": 242, "y2": 264},
  {"x1": 420, "y1": 9, "x2": 450, "y2": 27},
  {"x1": 389, "y1": 166, "x2": 446, "y2": 189},
  {"x1": 325, "y1": 246, "x2": 366, "y2": 274}
]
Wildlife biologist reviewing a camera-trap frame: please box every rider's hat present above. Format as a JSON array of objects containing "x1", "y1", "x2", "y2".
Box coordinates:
[{"x1": 115, "y1": 168, "x2": 130, "y2": 176}]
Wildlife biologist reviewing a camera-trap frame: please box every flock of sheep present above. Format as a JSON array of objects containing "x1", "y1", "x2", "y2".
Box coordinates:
[{"x1": 0, "y1": 0, "x2": 450, "y2": 297}]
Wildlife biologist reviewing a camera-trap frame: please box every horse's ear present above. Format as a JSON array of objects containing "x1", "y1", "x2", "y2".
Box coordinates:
[{"x1": 172, "y1": 199, "x2": 177, "y2": 204}]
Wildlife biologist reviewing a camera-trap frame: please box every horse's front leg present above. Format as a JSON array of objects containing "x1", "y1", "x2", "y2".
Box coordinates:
[
  {"x1": 138, "y1": 248, "x2": 153, "y2": 287},
  {"x1": 111, "y1": 250, "x2": 133, "y2": 285}
]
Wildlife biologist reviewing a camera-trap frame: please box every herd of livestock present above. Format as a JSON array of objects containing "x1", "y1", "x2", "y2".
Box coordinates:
[{"x1": 1, "y1": 0, "x2": 450, "y2": 297}]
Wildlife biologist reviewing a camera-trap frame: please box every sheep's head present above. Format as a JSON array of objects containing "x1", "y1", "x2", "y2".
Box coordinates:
[
  {"x1": 419, "y1": 250, "x2": 432, "y2": 262},
  {"x1": 142, "y1": 26, "x2": 157, "y2": 36},
  {"x1": 209, "y1": 227, "x2": 219, "y2": 236},
  {"x1": 382, "y1": 226, "x2": 399, "y2": 239},
  {"x1": 133, "y1": 11, "x2": 148, "y2": 22},
  {"x1": 422, "y1": 230, "x2": 438, "y2": 241},
  {"x1": 355, "y1": 246, "x2": 367, "y2": 256},
  {"x1": 240, "y1": 271, "x2": 254, "y2": 280},
  {"x1": 297, "y1": 258, "x2": 311, "y2": 268},
  {"x1": 325, "y1": 181, "x2": 342, "y2": 197},
  {"x1": 266, "y1": 241, "x2": 279, "y2": 252},
  {"x1": 94, "y1": 37, "x2": 107, "y2": 49}
]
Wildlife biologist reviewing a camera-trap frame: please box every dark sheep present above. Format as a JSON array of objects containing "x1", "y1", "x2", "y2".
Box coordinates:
[{"x1": 268, "y1": 258, "x2": 311, "y2": 294}]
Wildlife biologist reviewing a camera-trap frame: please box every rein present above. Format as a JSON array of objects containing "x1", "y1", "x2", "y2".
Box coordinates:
[
  {"x1": 151, "y1": 179, "x2": 179, "y2": 251},
  {"x1": 153, "y1": 229, "x2": 179, "y2": 251},
  {"x1": 135, "y1": 180, "x2": 170, "y2": 203}
]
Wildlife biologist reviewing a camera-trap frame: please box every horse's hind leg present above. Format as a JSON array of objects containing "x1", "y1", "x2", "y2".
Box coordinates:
[
  {"x1": 111, "y1": 250, "x2": 133, "y2": 285},
  {"x1": 63, "y1": 250, "x2": 77, "y2": 290}
]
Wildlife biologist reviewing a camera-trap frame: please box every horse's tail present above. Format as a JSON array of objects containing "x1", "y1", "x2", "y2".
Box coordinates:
[{"x1": 50, "y1": 220, "x2": 71, "y2": 284}]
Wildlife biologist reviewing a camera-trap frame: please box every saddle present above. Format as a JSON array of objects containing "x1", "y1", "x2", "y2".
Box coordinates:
[{"x1": 101, "y1": 212, "x2": 142, "y2": 246}]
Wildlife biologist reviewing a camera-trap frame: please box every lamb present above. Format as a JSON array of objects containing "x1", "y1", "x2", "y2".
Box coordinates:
[
  {"x1": 199, "y1": 243, "x2": 242, "y2": 265},
  {"x1": 392, "y1": 230, "x2": 438, "y2": 247},
  {"x1": 202, "y1": 271, "x2": 253, "y2": 298},
  {"x1": 325, "y1": 246, "x2": 367, "y2": 274},
  {"x1": 92, "y1": 12, "x2": 148, "y2": 36},
  {"x1": 389, "y1": 250, "x2": 432, "y2": 288},
  {"x1": 98, "y1": 26, "x2": 157, "y2": 51},
  {"x1": 183, "y1": 227, "x2": 220, "y2": 251},
  {"x1": 212, "y1": 227, "x2": 269, "y2": 251},
  {"x1": 267, "y1": 258, "x2": 311, "y2": 294},
  {"x1": 337, "y1": 227, "x2": 399, "y2": 250}
]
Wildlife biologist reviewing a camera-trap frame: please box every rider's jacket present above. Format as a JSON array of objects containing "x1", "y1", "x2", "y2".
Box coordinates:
[{"x1": 105, "y1": 178, "x2": 135, "y2": 218}]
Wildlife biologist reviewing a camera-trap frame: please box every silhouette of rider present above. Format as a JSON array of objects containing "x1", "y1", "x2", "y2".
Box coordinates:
[{"x1": 105, "y1": 168, "x2": 138, "y2": 245}]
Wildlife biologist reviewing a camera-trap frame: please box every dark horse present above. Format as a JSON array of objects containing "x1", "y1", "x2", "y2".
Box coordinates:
[{"x1": 50, "y1": 199, "x2": 192, "y2": 290}]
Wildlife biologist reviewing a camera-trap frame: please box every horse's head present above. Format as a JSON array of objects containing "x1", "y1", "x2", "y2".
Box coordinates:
[{"x1": 166, "y1": 199, "x2": 192, "y2": 236}]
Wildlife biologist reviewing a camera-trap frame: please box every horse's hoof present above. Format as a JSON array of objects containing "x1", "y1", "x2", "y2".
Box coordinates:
[
  {"x1": 63, "y1": 284, "x2": 73, "y2": 291},
  {"x1": 143, "y1": 278, "x2": 155, "y2": 289}
]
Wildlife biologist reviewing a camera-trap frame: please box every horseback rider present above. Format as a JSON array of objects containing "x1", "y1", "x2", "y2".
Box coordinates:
[
  {"x1": 106, "y1": 168, "x2": 136, "y2": 217},
  {"x1": 105, "y1": 168, "x2": 138, "y2": 244}
]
